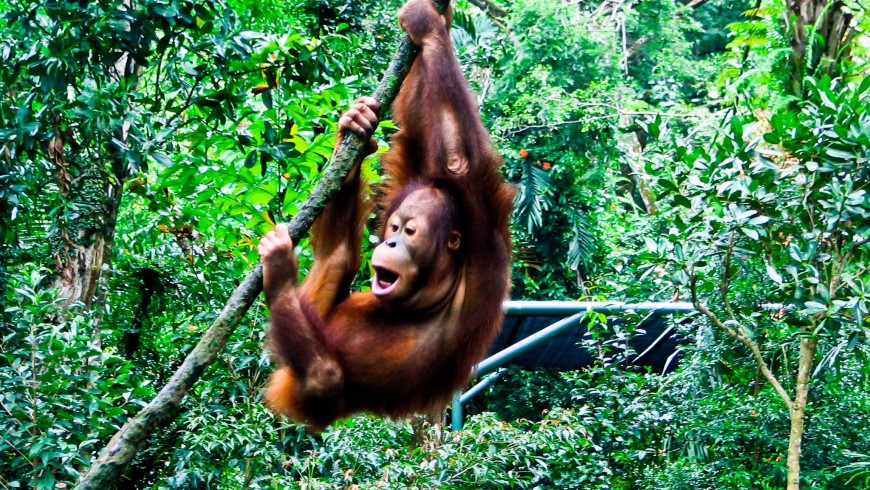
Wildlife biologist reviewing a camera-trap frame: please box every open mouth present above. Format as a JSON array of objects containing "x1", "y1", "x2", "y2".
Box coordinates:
[{"x1": 372, "y1": 266, "x2": 400, "y2": 296}]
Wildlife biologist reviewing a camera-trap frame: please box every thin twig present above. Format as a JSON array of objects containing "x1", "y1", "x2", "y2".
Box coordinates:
[
  {"x1": 831, "y1": 236, "x2": 869, "y2": 297},
  {"x1": 467, "y1": 0, "x2": 506, "y2": 17},
  {"x1": 721, "y1": 231, "x2": 738, "y2": 323},
  {"x1": 506, "y1": 106, "x2": 705, "y2": 135},
  {"x1": 467, "y1": 0, "x2": 508, "y2": 30},
  {"x1": 691, "y1": 274, "x2": 794, "y2": 410}
]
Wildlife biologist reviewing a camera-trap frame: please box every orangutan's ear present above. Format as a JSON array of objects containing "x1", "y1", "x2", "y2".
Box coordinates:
[{"x1": 447, "y1": 231, "x2": 461, "y2": 252}]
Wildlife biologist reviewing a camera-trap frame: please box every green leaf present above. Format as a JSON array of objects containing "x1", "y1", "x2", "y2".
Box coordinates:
[
  {"x1": 244, "y1": 151, "x2": 257, "y2": 168},
  {"x1": 766, "y1": 264, "x2": 782, "y2": 284},
  {"x1": 264, "y1": 121, "x2": 276, "y2": 144},
  {"x1": 658, "y1": 178, "x2": 679, "y2": 194},
  {"x1": 246, "y1": 189, "x2": 274, "y2": 206},
  {"x1": 151, "y1": 152, "x2": 172, "y2": 167},
  {"x1": 789, "y1": 243, "x2": 804, "y2": 262},
  {"x1": 825, "y1": 148, "x2": 855, "y2": 160},
  {"x1": 730, "y1": 116, "x2": 744, "y2": 142},
  {"x1": 648, "y1": 115, "x2": 662, "y2": 139},
  {"x1": 673, "y1": 194, "x2": 692, "y2": 208}
]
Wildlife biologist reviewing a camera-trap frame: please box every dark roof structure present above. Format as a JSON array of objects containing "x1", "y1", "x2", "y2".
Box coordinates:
[
  {"x1": 490, "y1": 312, "x2": 682, "y2": 373},
  {"x1": 451, "y1": 301, "x2": 694, "y2": 429}
]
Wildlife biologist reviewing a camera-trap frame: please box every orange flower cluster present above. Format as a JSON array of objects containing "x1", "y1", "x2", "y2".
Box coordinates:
[{"x1": 519, "y1": 149, "x2": 553, "y2": 170}]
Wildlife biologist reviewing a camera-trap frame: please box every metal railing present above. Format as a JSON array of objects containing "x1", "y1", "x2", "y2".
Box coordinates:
[{"x1": 450, "y1": 301, "x2": 695, "y2": 430}]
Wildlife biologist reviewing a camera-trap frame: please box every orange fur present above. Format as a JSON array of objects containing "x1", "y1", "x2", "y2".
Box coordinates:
[
  {"x1": 260, "y1": 0, "x2": 513, "y2": 430},
  {"x1": 265, "y1": 367, "x2": 301, "y2": 419}
]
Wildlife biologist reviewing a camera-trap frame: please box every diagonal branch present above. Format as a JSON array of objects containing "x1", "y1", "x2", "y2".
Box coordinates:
[
  {"x1": 468, "y1": 0, "x2": 506, "y2": 17},
  {"x1": 690, "y1": 274, "x2": 793, "y2": 410},
  {"x1": 467, "y1": 0, "x2": 508, "y2": 30},
  {"x1": 721, "y1": 231, "x2": 738, "y2": 323},
  {"x1": 74, "y1": 2, "x2": 449, "y2": 487}
]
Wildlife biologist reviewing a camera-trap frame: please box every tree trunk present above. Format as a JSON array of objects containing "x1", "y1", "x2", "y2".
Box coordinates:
[
  {"x1": 787, "y1": 0, "x2": 855, "y2": 94},
  {"x1": 52, "y1": 167, "x2": 123, "y2": 313},
  {"x1": 51, "y1": 38, "x2": 139, "y2": 349},
  {"x1": 786, "y1": 336, "x2": 817, "y2": 490},
  {"x1": 781, "y1": 3, "x2": 855, "y2": 485}
]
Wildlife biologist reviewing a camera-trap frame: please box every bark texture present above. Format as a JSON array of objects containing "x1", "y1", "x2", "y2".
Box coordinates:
[
  {"x1": 787, "y1": 337, "x2": 818, "y2": 490},
  {"x1": 787, "y1": 0, "x2": 855, "y2": 94},
  {"x1": 51, "y1": 141, "x2": 126, "y2": 314},
  {"x1": 75, "y1": 3, "x2": 448, "y2": 487},
  {"x1": 782, "y1": 4, "x2": 855, "y2": 488},
  {"x1": 52, "y1": 41, "x2": 140, "y2": 319}
]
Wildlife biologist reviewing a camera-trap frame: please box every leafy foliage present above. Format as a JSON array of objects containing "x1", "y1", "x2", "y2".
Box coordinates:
[
  {"x1": 647, "y1": 74, "x2": 869, "y2": 372},
  {"x1": 1, "y1": 268, "x2": 155, "y2": 489},
  {"x1": 1, "y1": 0, "x2": 869, "y2": 488}
]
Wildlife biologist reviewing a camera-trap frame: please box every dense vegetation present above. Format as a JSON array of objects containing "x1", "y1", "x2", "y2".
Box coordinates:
[{"x1": 1, "y1": 0, "x2": 868, "y2": 488}]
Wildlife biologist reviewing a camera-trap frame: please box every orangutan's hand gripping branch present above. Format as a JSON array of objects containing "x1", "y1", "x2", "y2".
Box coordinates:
[{"x1": 257, "y1": 0, "x2": 514, "y2": 431}]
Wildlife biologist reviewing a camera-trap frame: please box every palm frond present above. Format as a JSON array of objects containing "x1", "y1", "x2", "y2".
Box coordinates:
[
  {"x1": 566, "y1": 209, "x2": 597, "y2": 271},
  {"x1": 514, "y1": 159, "x2": 550, "y2": 234}
]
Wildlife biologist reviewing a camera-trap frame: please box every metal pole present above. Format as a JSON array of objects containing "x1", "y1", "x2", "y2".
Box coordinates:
[
  {"x1": 448, "y1": 301, "x2": 697, "y2": 430},
  {"x1": 450, "y1": 370, "x2": 507, "y2": 430},
  {"x1": 449, "y1": 314, "x2": 584, "y2": 430},
  {"x1": 451, "y1": 392, "x2": 463, "y2": 430},
  {"x1": 460, "y1": 369, "x2": 507, "y2": 404},
  {"x1": 502, "y1": 300, "x2": 695, "y2": 316},
  {"x1": 477, "y1": 312, "x2": 586, "y2": 377}
]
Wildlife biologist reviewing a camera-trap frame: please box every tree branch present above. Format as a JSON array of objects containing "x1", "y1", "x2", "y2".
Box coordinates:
[
  {"x1": 685, "y1": 0, "x2": 710, "y2": 8},
  {"x1": 830, "y1": 236, "x2": 869, "y2": 297},
  {"x1": 506, "y1": 104, "x2": 704, "y2": 135},
  {"x1": 467, "y1": 0, "x2": 508, "y2": 30},
  {"x1": 74, "y1": 1, "x2": 449, "y2": 486},
  {"x1": 691, "y1": 274, "x2": 794, "y2": 410},
  {"x1": 468, "y1": 0, "x2": 506, "y2": 17},
  {"x1": 721, "y1": 231, "x2": 738, "y2": 323}
]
